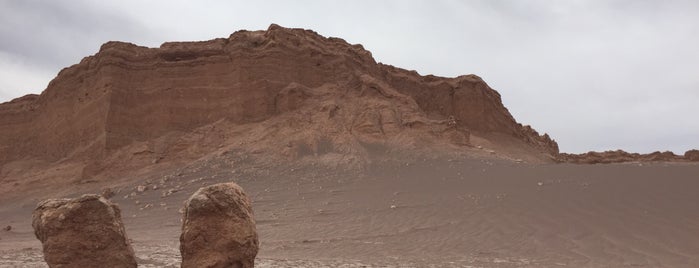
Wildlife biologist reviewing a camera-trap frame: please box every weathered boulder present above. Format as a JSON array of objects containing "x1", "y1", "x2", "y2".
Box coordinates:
[
  {"x1": 32, "y1": 194, "x2": 136, "y2": 268},
  {"x1": 180, "y1": 182, "x2": 258, "y2": 268}
]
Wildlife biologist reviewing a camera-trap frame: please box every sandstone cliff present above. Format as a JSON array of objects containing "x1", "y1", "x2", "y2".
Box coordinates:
[{"x1": 0, "y1": 24, "x2": 558, "y2": 187}]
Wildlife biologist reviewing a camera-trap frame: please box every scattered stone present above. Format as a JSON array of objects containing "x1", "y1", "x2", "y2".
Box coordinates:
[
  {"x1": 152, "y1": 185, "x2": 158, "y2": 191},
  {"x1": 390, "y1": 205, "x2": 397, "y2": 209},
  {"x1": 32, "y1": 194, "x2": 137, "y2": 268},
  {"x1": 180, "y1": 182, "x2": 258, "y2": 268},
  {"x1": 162, "y1": 188, "x2": 178, "y2": 198},
  {"x1": 101, "y1": 187, "x2": 116, "y2": 199},
  {"x1": 136, "y1": 185, "x2": 147, "y2": 193},
  {"x1": 537, "y1": 182, "x2": 544, "y2": 186},
  {"x1": 3, "y1": 225, "x2": 10, "y2": 231}
]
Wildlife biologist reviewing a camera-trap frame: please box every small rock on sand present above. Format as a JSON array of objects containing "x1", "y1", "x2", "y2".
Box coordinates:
[{"x1": 101, "y1": 187, "x2": 116, "y2": 199}]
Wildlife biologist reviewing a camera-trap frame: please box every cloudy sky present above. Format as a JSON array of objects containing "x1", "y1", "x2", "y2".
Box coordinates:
[{"x1": 1, "y1": 0, "x2": 697, "y2": 153}]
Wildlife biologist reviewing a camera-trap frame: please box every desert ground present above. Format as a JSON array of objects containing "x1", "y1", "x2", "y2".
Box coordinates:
[{"x1": 2, "y1": 151, "x2": 698, "y2": 268}]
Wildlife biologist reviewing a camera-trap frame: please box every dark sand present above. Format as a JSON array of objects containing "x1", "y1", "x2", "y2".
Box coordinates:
[{"x1": 2, "y1": 154, "x2": 699, "y2": 267}]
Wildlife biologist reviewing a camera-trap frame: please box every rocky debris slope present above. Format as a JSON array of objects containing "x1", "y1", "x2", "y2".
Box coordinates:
[
  {"x1": 32, "y1": 194, "x2": 137, "y2": 268},
  {"x1": 180, "y1": 182, "x2": 259, "y2": 268},
  {"x1": 558, "y1": 150, "x2": 699, "y2": 164},
  {"x1": 0, "y1": 24, "x2": 557, "y2": 191}
]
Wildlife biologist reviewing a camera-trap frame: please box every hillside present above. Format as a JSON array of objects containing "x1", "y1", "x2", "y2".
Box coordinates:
[{"x1": 0, "y1": 24, "x2": 558, "y2": 196}]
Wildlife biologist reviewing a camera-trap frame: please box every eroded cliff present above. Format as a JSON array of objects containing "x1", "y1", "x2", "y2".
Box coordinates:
[{"x1": 0, "y1": 24, "x2": 558, "y2": 187}]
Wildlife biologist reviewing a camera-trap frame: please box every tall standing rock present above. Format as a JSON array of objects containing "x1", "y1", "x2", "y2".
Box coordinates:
[
  {"x1": 32, "y1": 194, "x2": 137, "y2": 268},
  {"x1": 180, "y1": 182, "x2": 258, "y2": 268}
]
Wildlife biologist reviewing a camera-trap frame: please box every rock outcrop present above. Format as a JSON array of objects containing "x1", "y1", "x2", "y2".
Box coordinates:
[
  {"x1": 180, "y1": 182, "x2": 258, "y2": 268},
  {"x1": 0, "y1": 24, "x2": 558, "y2": 188},
  {"x1": 558, "y1": 150, "x2": 695, "y2": 164},
  {"x1": 685, "y1": 150, "x2": 699, "y2": 161},
  {"x1": 32, "y1": 194, "x2": 136, "y2": 268}
]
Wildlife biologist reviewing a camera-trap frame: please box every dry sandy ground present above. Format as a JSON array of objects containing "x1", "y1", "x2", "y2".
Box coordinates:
[{"x1": 1, "y1": 153, "x2": 699, "y2": 267}]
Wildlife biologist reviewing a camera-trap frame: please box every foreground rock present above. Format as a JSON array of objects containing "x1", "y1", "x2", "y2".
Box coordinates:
[
  {"x1": 180, "y1": 182, "x2": 259, "y2": 268},
  {"x1": 32, "y1": 194, "x2": 136, "y2": 268}
]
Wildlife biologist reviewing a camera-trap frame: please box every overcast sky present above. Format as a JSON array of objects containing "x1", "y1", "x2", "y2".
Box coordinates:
[{"x1": 1, "y1": 0, "x2": 697, "y2": 153}]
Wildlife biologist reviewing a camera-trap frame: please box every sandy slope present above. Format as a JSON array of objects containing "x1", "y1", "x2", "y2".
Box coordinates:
[{"x1": 2, "y1": 151, "x2": 698, "y2": 267}]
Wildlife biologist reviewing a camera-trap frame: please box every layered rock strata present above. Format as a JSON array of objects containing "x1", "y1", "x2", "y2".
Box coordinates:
[{"x1": 0, "y1": 24, "x2": 558, "y2": 182}]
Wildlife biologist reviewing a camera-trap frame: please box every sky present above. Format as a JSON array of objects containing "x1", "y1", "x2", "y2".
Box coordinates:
[{"x1": 1, "y1": 0, "x2": 697, "y2": 154}]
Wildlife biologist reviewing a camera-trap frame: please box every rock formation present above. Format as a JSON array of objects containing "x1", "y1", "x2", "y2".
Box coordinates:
[
  {"x1": 32, "y1": 194, "x2": 136, "y2": 268},
  {"x1": 557, "y1": 150, "x2": 697, "y2": 164},
  {"x1": 685, "y1": 149, "x2": 699, "y2": 161},
  {"x1": 0, "y1": 24, "x2": 558, "y2": 190},
  {"x1": 180, "y1": 182, "x2": 258, "y2": 268}
]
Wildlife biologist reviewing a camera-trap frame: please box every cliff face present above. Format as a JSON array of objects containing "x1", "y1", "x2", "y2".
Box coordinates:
[{"x1": 0, "y1": 24, "x2": 558, "y2": 181}]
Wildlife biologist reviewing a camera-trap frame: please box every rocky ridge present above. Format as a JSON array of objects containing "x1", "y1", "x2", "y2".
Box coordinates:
[
  {"x1": 0, "y1": 24, "x2": 559, "y2": 193},
  {"x1": 559, "y1": 149, "x2": 699, "y2": 164}
]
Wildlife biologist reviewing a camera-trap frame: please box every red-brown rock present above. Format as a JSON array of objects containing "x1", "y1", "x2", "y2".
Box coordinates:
[
  {"x1": 685, "y1": 150, "x2": 699, "y2": 161},
  {"x1": 0, "y1": 24, "x2": 559, "y2": 190},
  {"x1": 559, "y1": 150, "x2": 686, "y2": 164},
  {"x1": 180, "y1": 182, "x2": 258, "y2": 268},
  {"x1": 32, "y1": 194, "x2": 136, "y2": 268}
]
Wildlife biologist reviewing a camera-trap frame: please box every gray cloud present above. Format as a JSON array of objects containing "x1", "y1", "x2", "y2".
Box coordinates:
[
  {"x1": 1, "y1": 0, "x2": 697, "y2": 153},
  {"x1": 0, "y1": 0, "x2": 154, "y2": 66}
]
